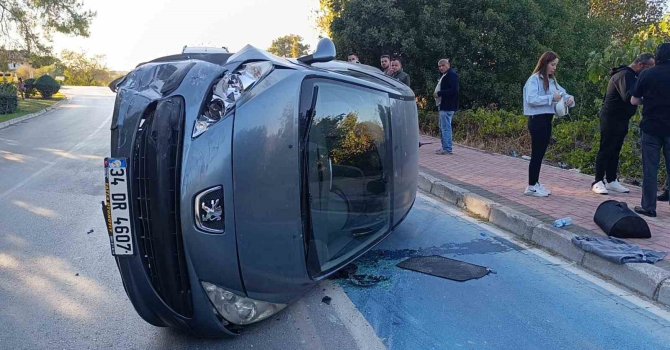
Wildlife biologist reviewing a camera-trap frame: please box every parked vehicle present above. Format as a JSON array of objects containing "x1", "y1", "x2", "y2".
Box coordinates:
[{"x1": 103, "y1": 38, "x2": 418, "y2": 336}]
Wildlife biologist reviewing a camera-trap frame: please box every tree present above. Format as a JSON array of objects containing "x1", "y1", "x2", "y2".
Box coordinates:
[
  {"x1": 60, "y1": 50, "x2": 114, "y2": 86},
  {"x1": 589, "y1": 0, "x2": 666, "y2": 39},
  {"x1": 268, "y1": 34, "x2": 310, "y2": 58},
  {"x1": 319, "y1": 0, "x2": 611, "y2": 113},
  {"x1": 0, "y1": 0, "x2": 95, "y2": 53},
  {"x1": 587, "y1": 16, "x2": 670, "y2": 93}
]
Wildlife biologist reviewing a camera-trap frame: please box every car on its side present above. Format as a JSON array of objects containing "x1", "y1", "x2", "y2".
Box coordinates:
[{"x1": 103, "y1": 38, "x2": 418, "y2": 337}]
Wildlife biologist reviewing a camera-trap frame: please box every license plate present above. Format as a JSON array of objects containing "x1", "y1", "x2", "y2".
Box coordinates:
[{"x1": 104, "y1": 158, "x2": 134, "y2": 256}]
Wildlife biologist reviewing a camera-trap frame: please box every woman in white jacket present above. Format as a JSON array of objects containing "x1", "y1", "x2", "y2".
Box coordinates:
[{"x1": 522, "y1": 51, "x2": 575, "y2": 197}]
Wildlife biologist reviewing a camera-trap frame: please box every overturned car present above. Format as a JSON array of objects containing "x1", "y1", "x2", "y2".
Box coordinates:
[{"x1": 103, "y1": 39, "x2": 418, "y2": 336}]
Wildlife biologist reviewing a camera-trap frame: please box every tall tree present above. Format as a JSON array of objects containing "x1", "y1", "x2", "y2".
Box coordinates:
[
  {"x1": 319, "y1": 0, "x2": 611, "y2": 113},
  {"x1": 60, "y1": 50, "x2": 113, "y2": 86},
  {"x1": 268, "y1": 34, "x2": 310, "y2": 58},
  {"x1": 588, "y1": 16, "x2": 670, "y2": 93},
  {"x1": 589, "y1": 0, "x2": 666, "y2": 38},
  {"x1": 0, "y1": 0, "x2": 95, "y2": 53}
]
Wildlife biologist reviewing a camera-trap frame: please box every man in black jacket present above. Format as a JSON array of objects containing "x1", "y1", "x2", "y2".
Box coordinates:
[
  {"x1": 591, "y1": 53, "x2": 655, "y2": 195},
  {"x1": 390, "y1": 57, "x2": 410, "y2": 86},
  {"x1": 434, "y1": 58, "x2": 459, "y2": 155},
  {"x1": 631, "y1": 43, "x2": 670, "y2": 217}
]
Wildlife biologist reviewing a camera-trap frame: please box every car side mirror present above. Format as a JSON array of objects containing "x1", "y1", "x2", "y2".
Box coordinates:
[{"x1": 298, "y1": 38, "x2": 336, "y2": 64}]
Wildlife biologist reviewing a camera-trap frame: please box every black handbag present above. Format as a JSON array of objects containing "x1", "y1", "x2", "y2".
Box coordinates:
[{"x1": 593, "y1": 200, "x2": 651, "y2": 239}]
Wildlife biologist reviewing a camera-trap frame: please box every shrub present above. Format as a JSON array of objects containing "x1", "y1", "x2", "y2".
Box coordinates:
[
  {"x1": 452, "y1": 108, "x2": 530, "y2": 157},
  {"x1": 418, "y1": 107, "x2": 659, "y2": 185},
  {"x1": 34, "y1": 74, "x2": 61, "y2": 99},
  {"x1": 24, "y1": 78, "x2": 37, "y2": 98},
  {"x1": 0, "y1": 83, "x2": 18, "y2": 114}
]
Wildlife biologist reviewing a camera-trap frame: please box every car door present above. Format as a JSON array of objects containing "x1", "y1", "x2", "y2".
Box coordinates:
[{"x1": 301, "y1": 78, "x2": 393, "y2": 276}]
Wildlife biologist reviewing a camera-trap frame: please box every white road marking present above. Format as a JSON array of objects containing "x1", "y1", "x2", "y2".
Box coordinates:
[{"x1": 322, "y1": 280, "x2": 387, "y2": 350}]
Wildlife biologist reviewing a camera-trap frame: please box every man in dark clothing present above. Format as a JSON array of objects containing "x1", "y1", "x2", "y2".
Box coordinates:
[
  {"x1": 434, "y1": 58, "x2": 459, "y2": 155},
  {"x1": 631, "y1": 43, "x2": 670, "y2": 217},
  {"x1": 591, "y1": 53, "x2": 655, "y2": 195},
  {"x1": 389, "y1": 58, "x2": 410, "y2": 86},
  {"x1": 380, "y1": 54, "x2": 391, "y2": 75}
]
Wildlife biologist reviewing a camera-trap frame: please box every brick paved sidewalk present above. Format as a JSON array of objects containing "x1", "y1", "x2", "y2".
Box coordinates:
[{"x1": 419, "y1": 134, "x2": 670, "y2": 257}]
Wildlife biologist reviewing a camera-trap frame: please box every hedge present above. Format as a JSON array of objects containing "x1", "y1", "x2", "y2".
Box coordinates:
[
  {"x1": 0, "y1": 83, "x2": 18, "y2": 114},
  {"x1": 419, "y1": 108, "x2": 664, "y2": 186}
]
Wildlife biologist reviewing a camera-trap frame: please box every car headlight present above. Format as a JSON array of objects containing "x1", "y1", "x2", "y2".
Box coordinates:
[
  {"x1": 192, "y1": 61, "x2": 274, "y2": 138},
  {"x1": 202, "y1": 281, "x2": 286, "y2": 325}
]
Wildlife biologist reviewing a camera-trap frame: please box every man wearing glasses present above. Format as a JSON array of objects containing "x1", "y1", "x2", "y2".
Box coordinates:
[{"x1": 434, "y1": 58, "x2": 459, "y2": 155}]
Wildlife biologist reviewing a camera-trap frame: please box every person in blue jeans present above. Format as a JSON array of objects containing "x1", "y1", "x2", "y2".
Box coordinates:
[
  {"x1": 631, "y1": 43, "x2": 670, "y2": 218},
  {"x1": 434, "y1": 58, "x2": 459, "y2": 155}
]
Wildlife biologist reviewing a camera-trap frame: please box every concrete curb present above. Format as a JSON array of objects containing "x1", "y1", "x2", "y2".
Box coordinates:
[
  {"x1": 419, "y1": 171, "x2": 670, "y2": 309},
  {"x1": 0, "y1": 99, "x2": 68, "y2": 130}
]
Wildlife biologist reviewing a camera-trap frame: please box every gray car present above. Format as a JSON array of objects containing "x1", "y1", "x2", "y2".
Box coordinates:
[{"x1": 103, "y1": 39, "x2": 418, "y2": 337}]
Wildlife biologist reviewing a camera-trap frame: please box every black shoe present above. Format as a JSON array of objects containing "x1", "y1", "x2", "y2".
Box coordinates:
[
  {"x1": 658, "y1": 190, "x2": 669, "y2": 202},
  {"x1": 634, "y1": 206, "x2": 657, "y2": 218}
]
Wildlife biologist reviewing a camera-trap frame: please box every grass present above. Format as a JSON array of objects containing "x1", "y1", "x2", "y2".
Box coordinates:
[{"x1": 0, "y1": 93, "x2": 67, "y2": 124}]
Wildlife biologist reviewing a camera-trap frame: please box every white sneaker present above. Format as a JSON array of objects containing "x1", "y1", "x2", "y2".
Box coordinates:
[
  {"x1": 537, "y1": 183, "x2": 551, "y2": 195},
  {"x1": 591, "y1": 181, "x2": 608, "y2": 195},
  {"x1": 606, "y1": 179, "x2": 630, "y2": 193},
  {"x1": 524, "y1": 183, "x2": 549, "y2": 197}
]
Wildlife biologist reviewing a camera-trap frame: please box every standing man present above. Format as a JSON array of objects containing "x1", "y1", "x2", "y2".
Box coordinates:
[
  {"x1": 347, "y1": 53, "x2": 360, "y2": 64},
  {"x1": 380, "y1": 55, "x2": 391, "y2": 75},
  {"x1": 591, "y1": 53, "x2": 655, "y2": 195},
  {"x1": 631, "y1": 43, "x2": 670, "y2": 217},
  {"x1": 434, "y1": 58, "x2": 459, "y2": 155},
  {"x1": 389, "y1": 57, "x2": 410, "y2": 86}
]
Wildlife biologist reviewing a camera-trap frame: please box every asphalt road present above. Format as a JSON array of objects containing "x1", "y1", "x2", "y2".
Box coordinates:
[{"x1": 1, "y1": 87, "x2": 669, "y2": 349}]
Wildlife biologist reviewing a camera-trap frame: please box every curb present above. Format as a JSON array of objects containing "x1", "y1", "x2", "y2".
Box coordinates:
[
  {"x1": 419, "y1": 171, "x2": 670, "y2": 309},
  {"x1": 0, "y1": 99, "x2": 68, "y2": 130}
]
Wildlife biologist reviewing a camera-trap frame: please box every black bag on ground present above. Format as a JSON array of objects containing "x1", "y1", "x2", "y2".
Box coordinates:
[{"x1": 593, "y1": 200, "x2": 651, "y2": 239}]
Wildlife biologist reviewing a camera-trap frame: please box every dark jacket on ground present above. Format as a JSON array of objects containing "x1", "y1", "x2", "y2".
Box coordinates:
[
  {"x1": 600, "y1": 65, "x2": 638, "y2": 122},
  {"x1": 391, "y1": 70, "x2": 410, "y2": 87},
  {"x1": 437, "y1": 68, "x2": 459, "y2": 111}
]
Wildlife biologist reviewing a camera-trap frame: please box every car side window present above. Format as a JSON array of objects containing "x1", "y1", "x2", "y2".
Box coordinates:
[{"x1": 305, "y1": 81, "x2": 391, "y2": 272}]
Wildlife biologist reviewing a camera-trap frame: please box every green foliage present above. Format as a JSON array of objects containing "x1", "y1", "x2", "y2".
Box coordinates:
[
  {"x1": 59, "y1": 50, "x2": 115, "y2": 86},
  {"x1": 29, "y1": 54, "x2": 59, "y2": 69},
  {"x1": 0, "y1": 0, "x2": 95, "y2": 53},
  {"x1": 545, "y1": 118, "x2": 600, "y2": 173},
  {"x1": 587, "y1": 16, "x2": 670, "y2": 94},
  {"x1": 34, "y1": 75, "x2": 60, "y2": 99},
  {"x1": 319, "y1": 0, "x2": 611, "y2": 113},
  {"x1": 0, "y1": 83, "x2": 19, "y2": 114},
  {"x1": 23, "y1": 78, "x2": 37, "y2": 98},
  {"x1": 453, "y1": 108, "x2": 530, "y2": 156},
  {"x1": 420, "y1": 108, "x2": 651, "y2": 183},
  {"x1": 588, "y1": 0, "x2": 666, "y2": 39},
  {"x1": 267, "y1": 35, "x2": 311, "y2": 58}
]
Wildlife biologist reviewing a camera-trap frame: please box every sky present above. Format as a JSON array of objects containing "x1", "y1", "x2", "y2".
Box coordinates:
[{"x1": 52, "y1": 0, "x2": 323, "y2": 71}]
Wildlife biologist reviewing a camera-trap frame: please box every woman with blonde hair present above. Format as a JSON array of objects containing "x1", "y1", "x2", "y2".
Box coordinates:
[{"x1": 522, "y1": 51, "x2": 575, "y2": 197}]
